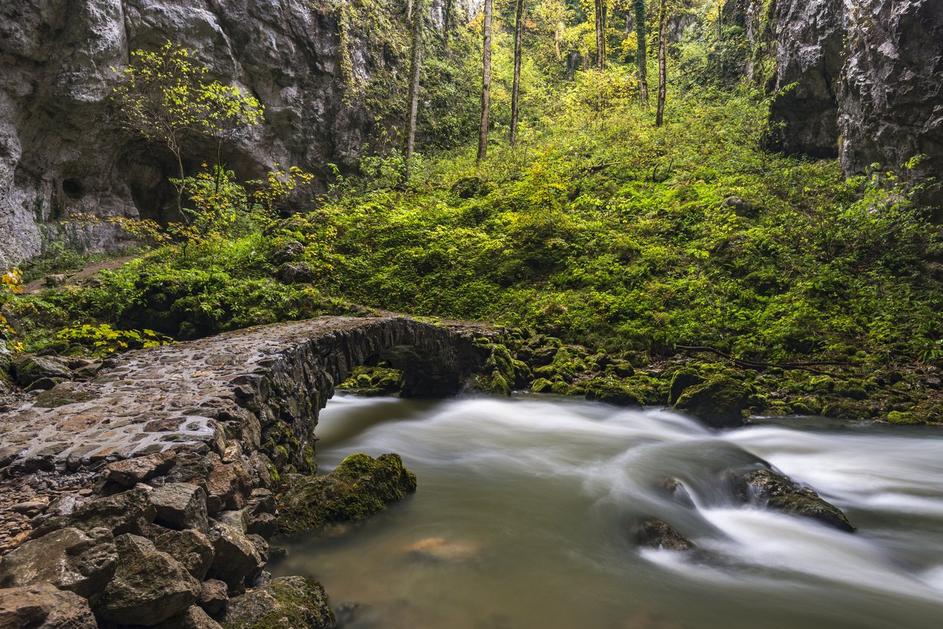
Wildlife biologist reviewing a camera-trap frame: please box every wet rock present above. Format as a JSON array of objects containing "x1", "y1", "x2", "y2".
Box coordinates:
[
  {"x1": 276, "y1": 453, "x2": 417, "y2": 535},
  {"x1": 0, "y1": 583, "x2": 97, "y2": 629},
  {"x1": 0, "y1": 527, "x2": 117, "y2": 600},
  {"x1": 97, "y1": 534, "x2": 201, "y2": 626},
  {"x1": 145, "y1": 525, "x2": 215, "y2": 580},
  {"x1": 206, "y1": 522, "x2": 264, "y2": 590},
  {"x1": 11, "y1": 355, "x2": 72, "y2": 389},
  {"x1": 674, "y1": 376, "x2": 751, "y2": 427},
  {"x1": 156, "y1": 605, "x2": 223, "y2": 629},
  {"x1": 731, "y1": 468, "x2": 855, "y2": 532},
  {"x1": 636, "y1": 518, "x2": 696, "y2": 551},
  {"x1": 223, "y1": 576, "x2": 334, "y2": 629},
  {"x1": 150, "y1": 483, "x2": 209, "y2": 532},
  {"x1": 198, "y1": 579, "x2": 229, "y2": 618},
  {"x1": 106, "y1": 451, "x2": 177, "y2": 488}
]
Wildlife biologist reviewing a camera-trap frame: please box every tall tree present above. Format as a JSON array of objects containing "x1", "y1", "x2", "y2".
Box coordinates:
[
  {"x1": 443, "y1": 0, "x2": 454, "y2": 47},
  {"x1": 478, "y1": 0, "x2": 493, "y2": 162},
  {"x1": 510, "y1": 0, "x2": 525, "y2": 147},
  {"x1": 635, "y1": 0, "x2": 648, "y2": 106},
  {"x1": 594, "y1": 0, "x2": 606, "y2": 69},
  {"x1": 405, "y1": 0, "x2": 425, "y2": 181},
  {"x1": 655, "y1": 0, "x2": 668, "y2": 126}
]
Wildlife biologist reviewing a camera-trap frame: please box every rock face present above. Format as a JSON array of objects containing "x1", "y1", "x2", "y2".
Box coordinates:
[
  {"x1": 761, "y1": 0, "x2": 845, "y2": 158},
  {"x1": 0, "y1": 0, "x2": 475, "y2": 267},
  {"x1": 839, "y1": 0, "x2": 943, "y2": 191},
  {"x1": 739, "y1": 0, "x2": 943, "y2": 191}
]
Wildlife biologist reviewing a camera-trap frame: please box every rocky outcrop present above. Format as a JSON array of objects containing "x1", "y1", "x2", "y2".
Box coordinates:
[
  {"x1": 730, "y1": 467, "x2": 855, "y2": 531},
  {"x1": 839, "y1": 0, "x2": 943, "y2": 192},
  {"x1": 223, "y1": 576, "x2": 334, "y2": 629},
  {"x1": 0, "y1": 0, "x2": 477, "y2": 267},
  {"x1": 737, "y1": 0, "x2": 943, "y2": 192}
]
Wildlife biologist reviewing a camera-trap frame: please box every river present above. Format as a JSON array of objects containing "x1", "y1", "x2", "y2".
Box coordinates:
[{"x1": 273, "y1": 394, "x2": 943, "y2": 629}]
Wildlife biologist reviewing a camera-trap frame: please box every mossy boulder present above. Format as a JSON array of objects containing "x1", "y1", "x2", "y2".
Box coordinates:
[
  {"x1": 731, "y1": 468, "x2": 855, "y2": 532},
  {"x1": 276, "y1": 453, "x2": 417, "y2": 535},
  {"x1": 674, "y1": 376, "x2": 751, "y2": 427},
  {"x1": 474, "y1": 342, "x2": 530, "y2": 396},
  {"x1": 583, "y1": 377, "x2": 644, "y2": 407},
  {"x1": 668, "y1": 369, "x2": 704, "y2": 405},
  {"x1": 223, "y1": 576, "x2": 334, "y2": 629}
]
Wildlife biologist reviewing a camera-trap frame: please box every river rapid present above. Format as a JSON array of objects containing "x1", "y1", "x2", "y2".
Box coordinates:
[{"x1": 273, "y1": 394, "x2": 943, "y2": 629}]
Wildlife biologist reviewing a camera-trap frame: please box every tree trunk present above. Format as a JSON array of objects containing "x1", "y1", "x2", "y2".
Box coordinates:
[
  {"x1": 405, "y1": 0, "x2": 424, "y2": 181},
  {"x1": 510, "y1": 0, "x2": 525, "y2": 147},
  {"x1": 656, "y1": 0, "x2": 667, "y2": 126},
  {"x1": 635, "y1": 0, "x2": 648, "y2": 106},
  {"x1": 443, "y1": 0, "x2": 454, "y2": 47},
  {"x1": 594, "y1": 0, "x2": 605, "y2": 69},
  {"x1": 477, "y1": 0, "x2": 493, "y2": 162}
]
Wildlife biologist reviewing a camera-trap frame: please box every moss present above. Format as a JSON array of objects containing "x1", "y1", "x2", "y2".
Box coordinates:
[
  {"x1": 337, "y1": 365, "x2": 404, "y2": 396},
  {"x1": 530, "y1": 377, "x2": 553, "y2": 393},
  {"x1": 668, "y1": 369, "x2": 704, "y2": 405},
  {"x1": 224, "y1": 576, "x2": 334, "y2": 629},
  {"x1": 583, "y1": 377, "x2": 644, "y2": 407},
  {"x1": 276, "y1": 452, "x2": 417, "y2": 535},
  {"x1": 887, "y1": 410, "x2": 920, "y2": 425},
  {"x1": 674, "y1": 376, "x2": 752, "y2": 427}
]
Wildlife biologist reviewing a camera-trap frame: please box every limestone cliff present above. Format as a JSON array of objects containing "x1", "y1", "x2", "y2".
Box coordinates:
[
  {"x1": 741, "y1": 0, "x2": 942, "y2": 193},
  {"x1": 0, "y1": 0, "x2": 472, "y2": 267}
]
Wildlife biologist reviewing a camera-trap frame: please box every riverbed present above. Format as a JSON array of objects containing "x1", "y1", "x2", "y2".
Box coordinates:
[{"x1": 273, "y1": 394, "x2": 943, "y2": 629}]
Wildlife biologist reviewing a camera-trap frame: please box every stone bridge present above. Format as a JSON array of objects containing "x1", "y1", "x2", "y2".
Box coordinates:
[{"x1": 0, "y1": 315, "x2": 499, "y2": 552}]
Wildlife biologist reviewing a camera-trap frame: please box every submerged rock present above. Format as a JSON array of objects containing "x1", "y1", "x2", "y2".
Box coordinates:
[
  {"x1": 673, "y1": 376, "x2": 751, "y2": 427},
  {"x1": 223, "y1": 576, "x2": 334, "y2": 629},
  {"x1": 635, "y1": 518, "x2": 696, "y2": 552},
  {"x1": 730, "y1": 468, "x2": 855, "y2": 532},
  {"x1": 276, "y1": 453, "x2": 417, "y2": 535},
  {"x1": 405, "y1": 537, "x2": 482, "y2": 563}
]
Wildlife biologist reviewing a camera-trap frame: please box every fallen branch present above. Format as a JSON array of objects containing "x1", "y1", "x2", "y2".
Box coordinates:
[{"x1": 674, "y1": 345, "x2": 854, "y2": 375}]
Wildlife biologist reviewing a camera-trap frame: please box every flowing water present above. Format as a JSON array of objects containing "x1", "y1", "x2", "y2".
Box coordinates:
[{"x1": 273, "y1": 394, "x2": 943, "y2": 629}]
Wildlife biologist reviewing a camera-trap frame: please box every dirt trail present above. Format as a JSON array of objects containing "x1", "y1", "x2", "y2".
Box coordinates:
[{"x1": 23, "y1": 256, "x2": 137, "y2": 294}]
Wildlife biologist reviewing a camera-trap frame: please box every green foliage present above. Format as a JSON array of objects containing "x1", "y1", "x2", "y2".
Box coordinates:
[{"x1": 52, "y1": 324, "x2": 167, "y2": 356}]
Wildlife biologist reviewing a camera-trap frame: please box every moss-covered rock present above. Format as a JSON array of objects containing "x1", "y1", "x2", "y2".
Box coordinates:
[
  {"x1": 668, "y1": 369, "x2": 704, "y2": 405},
  {"x1": 583, "y1": 377, "x2": 644, "y2": 407},
  {"x1": 673, "y1": 376, "x2": 751, "y2": 427},
  {"x1": 276, "y1": 453, "x2": 417, "y2": 535},
  {"x1": 223, "y1": 576, "x2": 334, "y2": 629},
  {"x1": 474, "y1": 342, "x2": 530, "y2": 396},
  {"x1": 337, "y1": 365, "x2": 404, "y2": 396}
]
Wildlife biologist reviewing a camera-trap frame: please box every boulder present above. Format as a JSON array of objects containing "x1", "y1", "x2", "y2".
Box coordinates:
[
  {"x1": 97, "y1": 534, "x2": 201, "y2": 626},
  {"x1": 145, "y1": 525, "x2": 215, "y2": 580},
  {"x1": 223, "y1": 576, "x2": 334, "y2": 629},
  {"x1": 674, "y1": 376, "x2": 751, "y2": 427},
  {"x1": 155, "y1": 605, "x2": 223, "y2": 629},
  {"x1": 150, "y1": 483, "x2": 209, "y2": 532},
  {"x1": 206, "y1": 461, "x2": 252, "y2": 514},
  {"x1": 0, "y1": 583, "x2": 97, "y2": 629},
  {"x1": 277, "y1": 262, "x2": 316, "y2": 284},
  {"x1": 106, "y1": 451, "x2": 177, "y2": 488},
  {"x1": 11, "y1": 355, "x2": 72, "y2": 389},
  {"x1": 276, "y1": 453, "x2": 417, "y2": 535},
  {"x1": 31, "y1": 487, "x2": 156, "y2": 539},
  {"x1": 635, "y1": 518, "x2": 696, "y2": 551},
  {"x1": 198, "y1": 579, "x2": 229, "y2": 618},
  {"x1": 206, "y1": 523, "x2": 264, "y2": 590},
  {"x1": 730, "y1": 467, "x2": 855, "y2": 532},
  {"x1": 0, "y1": 527, "x2": 117, "y2": 600},
  {"x1": 405, "y1": 537, "x2": 481, "y2": 563}
]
